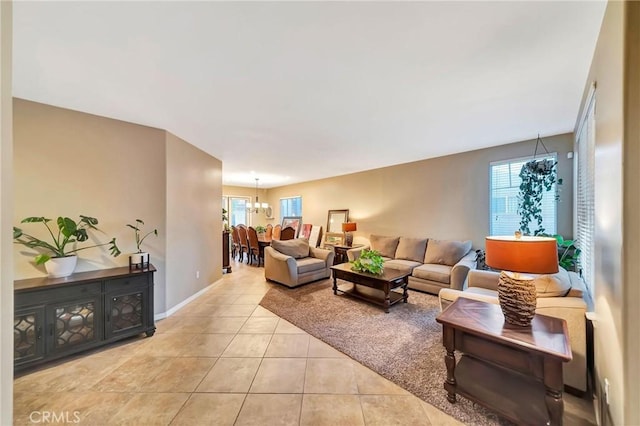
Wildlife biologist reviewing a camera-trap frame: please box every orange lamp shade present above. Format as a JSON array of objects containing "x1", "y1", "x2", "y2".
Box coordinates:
[
  {"x1": 342, "y1": 222, "x2": 357, "y2": 232},
  {"x1": 485, "y1": 236, "x2": 559, "y2": 274}
]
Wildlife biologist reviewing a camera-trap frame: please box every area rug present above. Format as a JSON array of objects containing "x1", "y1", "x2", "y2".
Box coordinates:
[{"x1": 260, "y1": 279, "x2": 511, "y2": 426}]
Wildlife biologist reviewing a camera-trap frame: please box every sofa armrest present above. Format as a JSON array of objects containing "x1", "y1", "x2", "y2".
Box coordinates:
[
  {"x1": 264, "y1": 246, "x2": 298, "y2": 286},
  {"x1": 450, "y1": 251, "x2": 477, "y2": 290},
  {"x1": 467, "y1": 269, "x2": 500, "y2": 291},
  {"x1": 346, "y1": 245, "x2": 369, "y2": 262},
  {"x1": 310, "y1": 247, "x2": 335, "y2": 267}
]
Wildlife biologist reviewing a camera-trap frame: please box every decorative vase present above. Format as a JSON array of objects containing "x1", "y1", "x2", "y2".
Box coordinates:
[
  {"x1": 497, "y1": 271, "x2": 537, "y2": 326},
  {"x1": 129, "y1": 252, "x2": 150, "y2": 269},
  {"x1": 45, "y1": 255, "x2": 78, "y2": 278}
]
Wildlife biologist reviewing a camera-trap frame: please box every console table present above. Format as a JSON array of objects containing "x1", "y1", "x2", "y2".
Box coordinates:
[
  {"x1": 14, "y1": 265, "x2": 156, "y2": 372},
  {"x1": 436, "y1": 298, "x2": 572, "y2": 425}
]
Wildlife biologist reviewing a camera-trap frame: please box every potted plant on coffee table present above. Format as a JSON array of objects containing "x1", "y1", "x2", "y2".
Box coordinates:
[
  {"x1": 13, "y1": 215, "x2": 121, "y2": 278},
  {"x1": 126, "y1": 219, "x2": 158, "y2": 269}
]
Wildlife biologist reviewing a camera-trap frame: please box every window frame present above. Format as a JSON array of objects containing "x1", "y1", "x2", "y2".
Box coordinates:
[{"x1": 279, "y1": 196, "x2": 302, "y2": 218}]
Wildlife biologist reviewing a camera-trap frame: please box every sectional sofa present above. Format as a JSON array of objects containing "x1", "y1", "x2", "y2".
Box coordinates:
[{"x1": 347, "y1": 234, "x2": 477, "y2": 294}]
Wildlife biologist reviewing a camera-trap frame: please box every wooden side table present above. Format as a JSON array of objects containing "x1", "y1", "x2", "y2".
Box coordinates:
[
  {"x1": 436, "y1": 298, "x2": 572, "y2": 425},
  {"x1": 332, "y1": 244, "x2": 364, "y2": 265}
]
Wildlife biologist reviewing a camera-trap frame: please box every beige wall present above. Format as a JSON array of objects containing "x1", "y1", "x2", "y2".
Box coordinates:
[
  {"x1": 0, "y1": 1, "x2": 12, "y2": 423},
  {"x1": 623, "y1": 3, "x2": 640, "y2": 422},
  {"x1": 575, "y1": 1, "x2": 636, "y2": 424},
  {"x1": 166, "y1": 132, "x2": 222, "y2": 309},
  {"x1": 266, "y1": 134, "x2": 574, "y2": 249},
  {"x1": 13, "y1": 99, "x2": 223, "y2": 317}
]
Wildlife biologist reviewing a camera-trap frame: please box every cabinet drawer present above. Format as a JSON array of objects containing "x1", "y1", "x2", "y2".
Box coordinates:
[
  {"x1": 16, "y1": 282, "x2": 101, "y2": 307},
  {"x1": 105, "y1": 276, "x2": 148, "y2": 291}
]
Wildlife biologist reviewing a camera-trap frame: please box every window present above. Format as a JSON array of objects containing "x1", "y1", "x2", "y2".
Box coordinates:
[
  {"x1": 226, "y1": 196, "x2": 249, "y2": 226},
  {"x1": 575, "y1": 86, "x2": 596, "y2": 292},
  {"x1": 280, "y1": 196, "x2": 302, "y2": 217},
  {"x1": 489, "y1": 154, "x2": 557, "y2": 236}
]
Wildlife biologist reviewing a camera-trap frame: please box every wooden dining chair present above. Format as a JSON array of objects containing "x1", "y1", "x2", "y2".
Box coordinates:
[
  {"x1": 265, "y1": 224, "x2": 273, "y2": 239},
  {"x1": 280, "y1": 226, "x2": 296, "y2": 241},
  {"x1": 237, "y1": 225, "x2": 249, "y2": 263},
  {"x1": 230, "y1": 226, "x2": 241, "y2": 260},
  {"x1": 246, "y1": 226, "x2": 262, "y2": 266},
  {"x1": 272, "y1": 224, "x2": 282, "y2": 240}
]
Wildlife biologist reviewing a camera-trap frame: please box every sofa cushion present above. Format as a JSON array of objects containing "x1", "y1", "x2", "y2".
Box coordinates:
[
  {"x1": 424, "y1": 239, "x2": 472, "y2": 266},
  {"x1": 531, "y1": 266, "x2": 572, "y2": 297},
  {"x1": 369, "y1": 235, "x2": 400, "y2": 259},
  {"x1": 384, "y1": 259, "x2": 422, "y2": 274},
  {"x1": 271, "y1": 238, "x2": 309, "y2": 259},
  {"x1": 412, "y1": 263, "x2": 452, "y2": 284},
  {"x1": 296, "y1": 257, "x2": 326, "y2": 274},
  {"x1": 395, "y1": 237, "x2": 428, "y2": 262}
]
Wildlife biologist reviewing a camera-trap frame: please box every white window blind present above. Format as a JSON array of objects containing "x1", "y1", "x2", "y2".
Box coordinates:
[
  {"x1": 280, "y1": 196, "x2": 302, "y2": 217},
  {"x1": 489, "y1": 154, "x2": 558, "y2": 236},
  {"x1": 576, "y1": 88, "x2": 596, "y2": 292}
]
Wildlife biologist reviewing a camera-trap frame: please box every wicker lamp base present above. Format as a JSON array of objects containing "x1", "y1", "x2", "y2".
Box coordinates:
[{"x1": 497, "y1": 271, "x2": 537, "y2": 327}]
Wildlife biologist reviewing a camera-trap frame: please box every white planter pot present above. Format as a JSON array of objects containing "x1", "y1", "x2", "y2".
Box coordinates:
[
  {"x1": 130, "y1": 252, "x2": 150, "y2": 269},
  {"x1": 45, "y1": 255, "x2": 78, "y2": 278}
]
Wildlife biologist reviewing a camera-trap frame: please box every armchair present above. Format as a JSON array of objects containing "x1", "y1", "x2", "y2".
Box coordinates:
[{"x1": 264, "y1": 239, "x2": 335, "y2": 288}]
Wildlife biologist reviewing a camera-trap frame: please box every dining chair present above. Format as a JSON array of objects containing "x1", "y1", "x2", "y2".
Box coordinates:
[
  {"x1": 265, "y1": 224, "x2": 273, "y2": 239},
  {"x1": 237, "y1": 225, "x2": 249, "y2": 263},
  {"x1": 280, "y1": 226, "x2": 296, "y2": 241},
  {"x1": 272, "y1": 224, "x2": 282, "y2": 240},
  {"x1": 247, "y1": 226, "x2": 262, "y2": 266},
  {"x1": 230, "y1": 226, "x2": 241, "y2": 260}
]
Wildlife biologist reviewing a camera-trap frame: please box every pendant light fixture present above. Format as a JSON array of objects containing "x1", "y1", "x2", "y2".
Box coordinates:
[{"x1": 247, "y1": 178, "x2": 269, "y2": 213}]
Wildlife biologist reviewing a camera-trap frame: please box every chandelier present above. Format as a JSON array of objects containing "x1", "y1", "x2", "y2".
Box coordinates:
[{"x1": 247, "y1": 178, "x2": 269, "y2": 213}]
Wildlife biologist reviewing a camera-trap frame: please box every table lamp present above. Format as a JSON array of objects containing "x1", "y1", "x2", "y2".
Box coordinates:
[
  {"x1": 485, "y1": 234, "x2": 558, "y2": 326},
  {"x1": 342, "y1": 222, "x2": 357, "y2": 247}
]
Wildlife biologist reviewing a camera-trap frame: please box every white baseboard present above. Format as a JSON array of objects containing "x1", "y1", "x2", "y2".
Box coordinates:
[{"x1": 154, "y1": 278, "x2": 223, "y2": 321}]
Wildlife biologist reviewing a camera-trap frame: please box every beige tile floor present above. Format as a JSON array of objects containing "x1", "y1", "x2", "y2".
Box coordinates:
[{"x1": 13, "y1": 260, "x2": 595, "y2": 425}]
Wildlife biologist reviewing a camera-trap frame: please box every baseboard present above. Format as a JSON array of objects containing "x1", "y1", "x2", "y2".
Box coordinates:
[{"x1": 153, "y1": 277, "x2": 223, "y2": 321}]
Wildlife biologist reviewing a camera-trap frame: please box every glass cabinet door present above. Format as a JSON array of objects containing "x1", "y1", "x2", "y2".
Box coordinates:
[
  {"x1": 47, "y1": 297, "x2": 102, "y2": 355},
  {"x1": 106, "y1": 290, "x2": 148, "y2": 338},
  {"x1": 14, "y1": 306, "x2": 45, "y2": 365}
]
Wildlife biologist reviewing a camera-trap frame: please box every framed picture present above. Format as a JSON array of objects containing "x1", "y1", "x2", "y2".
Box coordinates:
[
  {"x1": 324, "y1": 233, "x2": 344, "y2": 247},
  {"x1": 299, "y1": 223, "x2": 312, "y2": 239},
  {"x1": 282, "y1": 216, "x2": 302, "y2": 237}
]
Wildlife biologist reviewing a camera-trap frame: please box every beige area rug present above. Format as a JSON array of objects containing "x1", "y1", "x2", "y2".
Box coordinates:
[{"x1": 260, "y1": 279, "x2": 511, "y2": 426}]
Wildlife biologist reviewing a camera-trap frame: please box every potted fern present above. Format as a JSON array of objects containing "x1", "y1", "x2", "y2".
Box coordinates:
[
  {"x1": 126, "y1": 219, "x2": 158, "y2": 269},
  {"x1": 13, "y1": 215, "x2": 121, "y2": 278}
]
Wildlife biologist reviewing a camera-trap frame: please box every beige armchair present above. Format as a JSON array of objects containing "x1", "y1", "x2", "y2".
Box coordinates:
[
  {"x1": 264, "y1": 239, "x2": 335, "y2": 288},
  {"x1": 439, "y1": 268, "x2": 590, "y2": 393}
]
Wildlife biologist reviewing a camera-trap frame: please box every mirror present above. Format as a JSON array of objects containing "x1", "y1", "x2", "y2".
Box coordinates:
[{"x1": 326, "y1": 209, "x2": 349, "y2": 234}]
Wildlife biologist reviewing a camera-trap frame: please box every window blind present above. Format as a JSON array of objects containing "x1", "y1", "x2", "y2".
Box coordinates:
[
  {"x1": 280, "y1": 196, "x2": 302, "y2": 217},
  {"x1": 576, "y1": 89, "x2": 596, "y2": 291}
]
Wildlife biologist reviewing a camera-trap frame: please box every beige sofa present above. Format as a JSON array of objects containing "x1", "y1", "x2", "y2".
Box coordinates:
[
  {"x1": 264, "y1": 239, "x2": 335, "y2": 288},
  {"x1": 347, "y1": 234, "x2": 477, "y2": 294},
  {"x1": 439, "y1": 268, "x2": 590, "y2": 393}
]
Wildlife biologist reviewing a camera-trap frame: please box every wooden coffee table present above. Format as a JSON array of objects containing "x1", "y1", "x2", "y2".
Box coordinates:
[
  {"x1": 436, "y1": 298, "x2": 572, "y2": 425},
  {"x1": 330, "y1": 263, "x2": 410, "y2": 313}
]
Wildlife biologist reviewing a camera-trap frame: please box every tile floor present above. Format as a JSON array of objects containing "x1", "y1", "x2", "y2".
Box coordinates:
[{"x1": 13, "y1": 260, "x2": 595, "y2": 425}]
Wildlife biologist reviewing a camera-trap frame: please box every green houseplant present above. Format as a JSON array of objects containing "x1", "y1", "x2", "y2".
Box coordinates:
[
  {"x1": 350, "y1": 249, "x2": 384, "y2": 275},
  {"x1": 13, "y1": 215, "x2": 121, "y2": 277},
  {"x1": 255, "y1": 225, "x2": 267, "y2": 234},
  {"x1": 517, "y1": 158, "x2": 557, "y2": 236},
  {"x1": 126, "y1": 219, "x2": 158, "y2": 267}
]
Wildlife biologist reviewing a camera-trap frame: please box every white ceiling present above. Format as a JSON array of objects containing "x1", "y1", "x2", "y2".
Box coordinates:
[{"x1": 12, "y1": 1, "x2": 606, "y2": 188}]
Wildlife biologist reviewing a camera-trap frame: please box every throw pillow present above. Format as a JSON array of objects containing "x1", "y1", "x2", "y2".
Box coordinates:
[
  {"x1": 532, "y1": 266, "x2": 572, "y2": 297},
  {"x1": 423, "y1": 239, "x2": 472, "y2": 266},
  {"x1": 271, "y1": 239, "x2": 310, "y2": 259},
  {"x1": 369, "y1": 234, "x2": 400, "y2": 259},
  {"x1": 395, "y1": 237, "x2": 428, "y2": 263}
]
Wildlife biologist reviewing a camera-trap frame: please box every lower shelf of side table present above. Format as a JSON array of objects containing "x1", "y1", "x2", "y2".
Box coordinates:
[{"x1": 453, "y1": 355, "x2": 550, "y2": 425}]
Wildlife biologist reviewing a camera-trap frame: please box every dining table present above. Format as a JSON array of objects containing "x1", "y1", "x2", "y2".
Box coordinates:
[{"x1": 256, "y1": 235, "x2": 272, "y2": 266}]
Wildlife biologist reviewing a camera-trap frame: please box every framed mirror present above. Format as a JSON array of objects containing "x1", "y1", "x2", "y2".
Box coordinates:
[{"x1": 325, "y1": 209, "x2": 349, "y2": 246}]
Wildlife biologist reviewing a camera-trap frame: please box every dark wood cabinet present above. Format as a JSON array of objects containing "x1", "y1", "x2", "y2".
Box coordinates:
[
  {"x1": 14, "y1": 265, "x2": 156, "y2": 372},
  {"x1": 223, "y1": 230, "x2": 231, "y2": 273}
]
